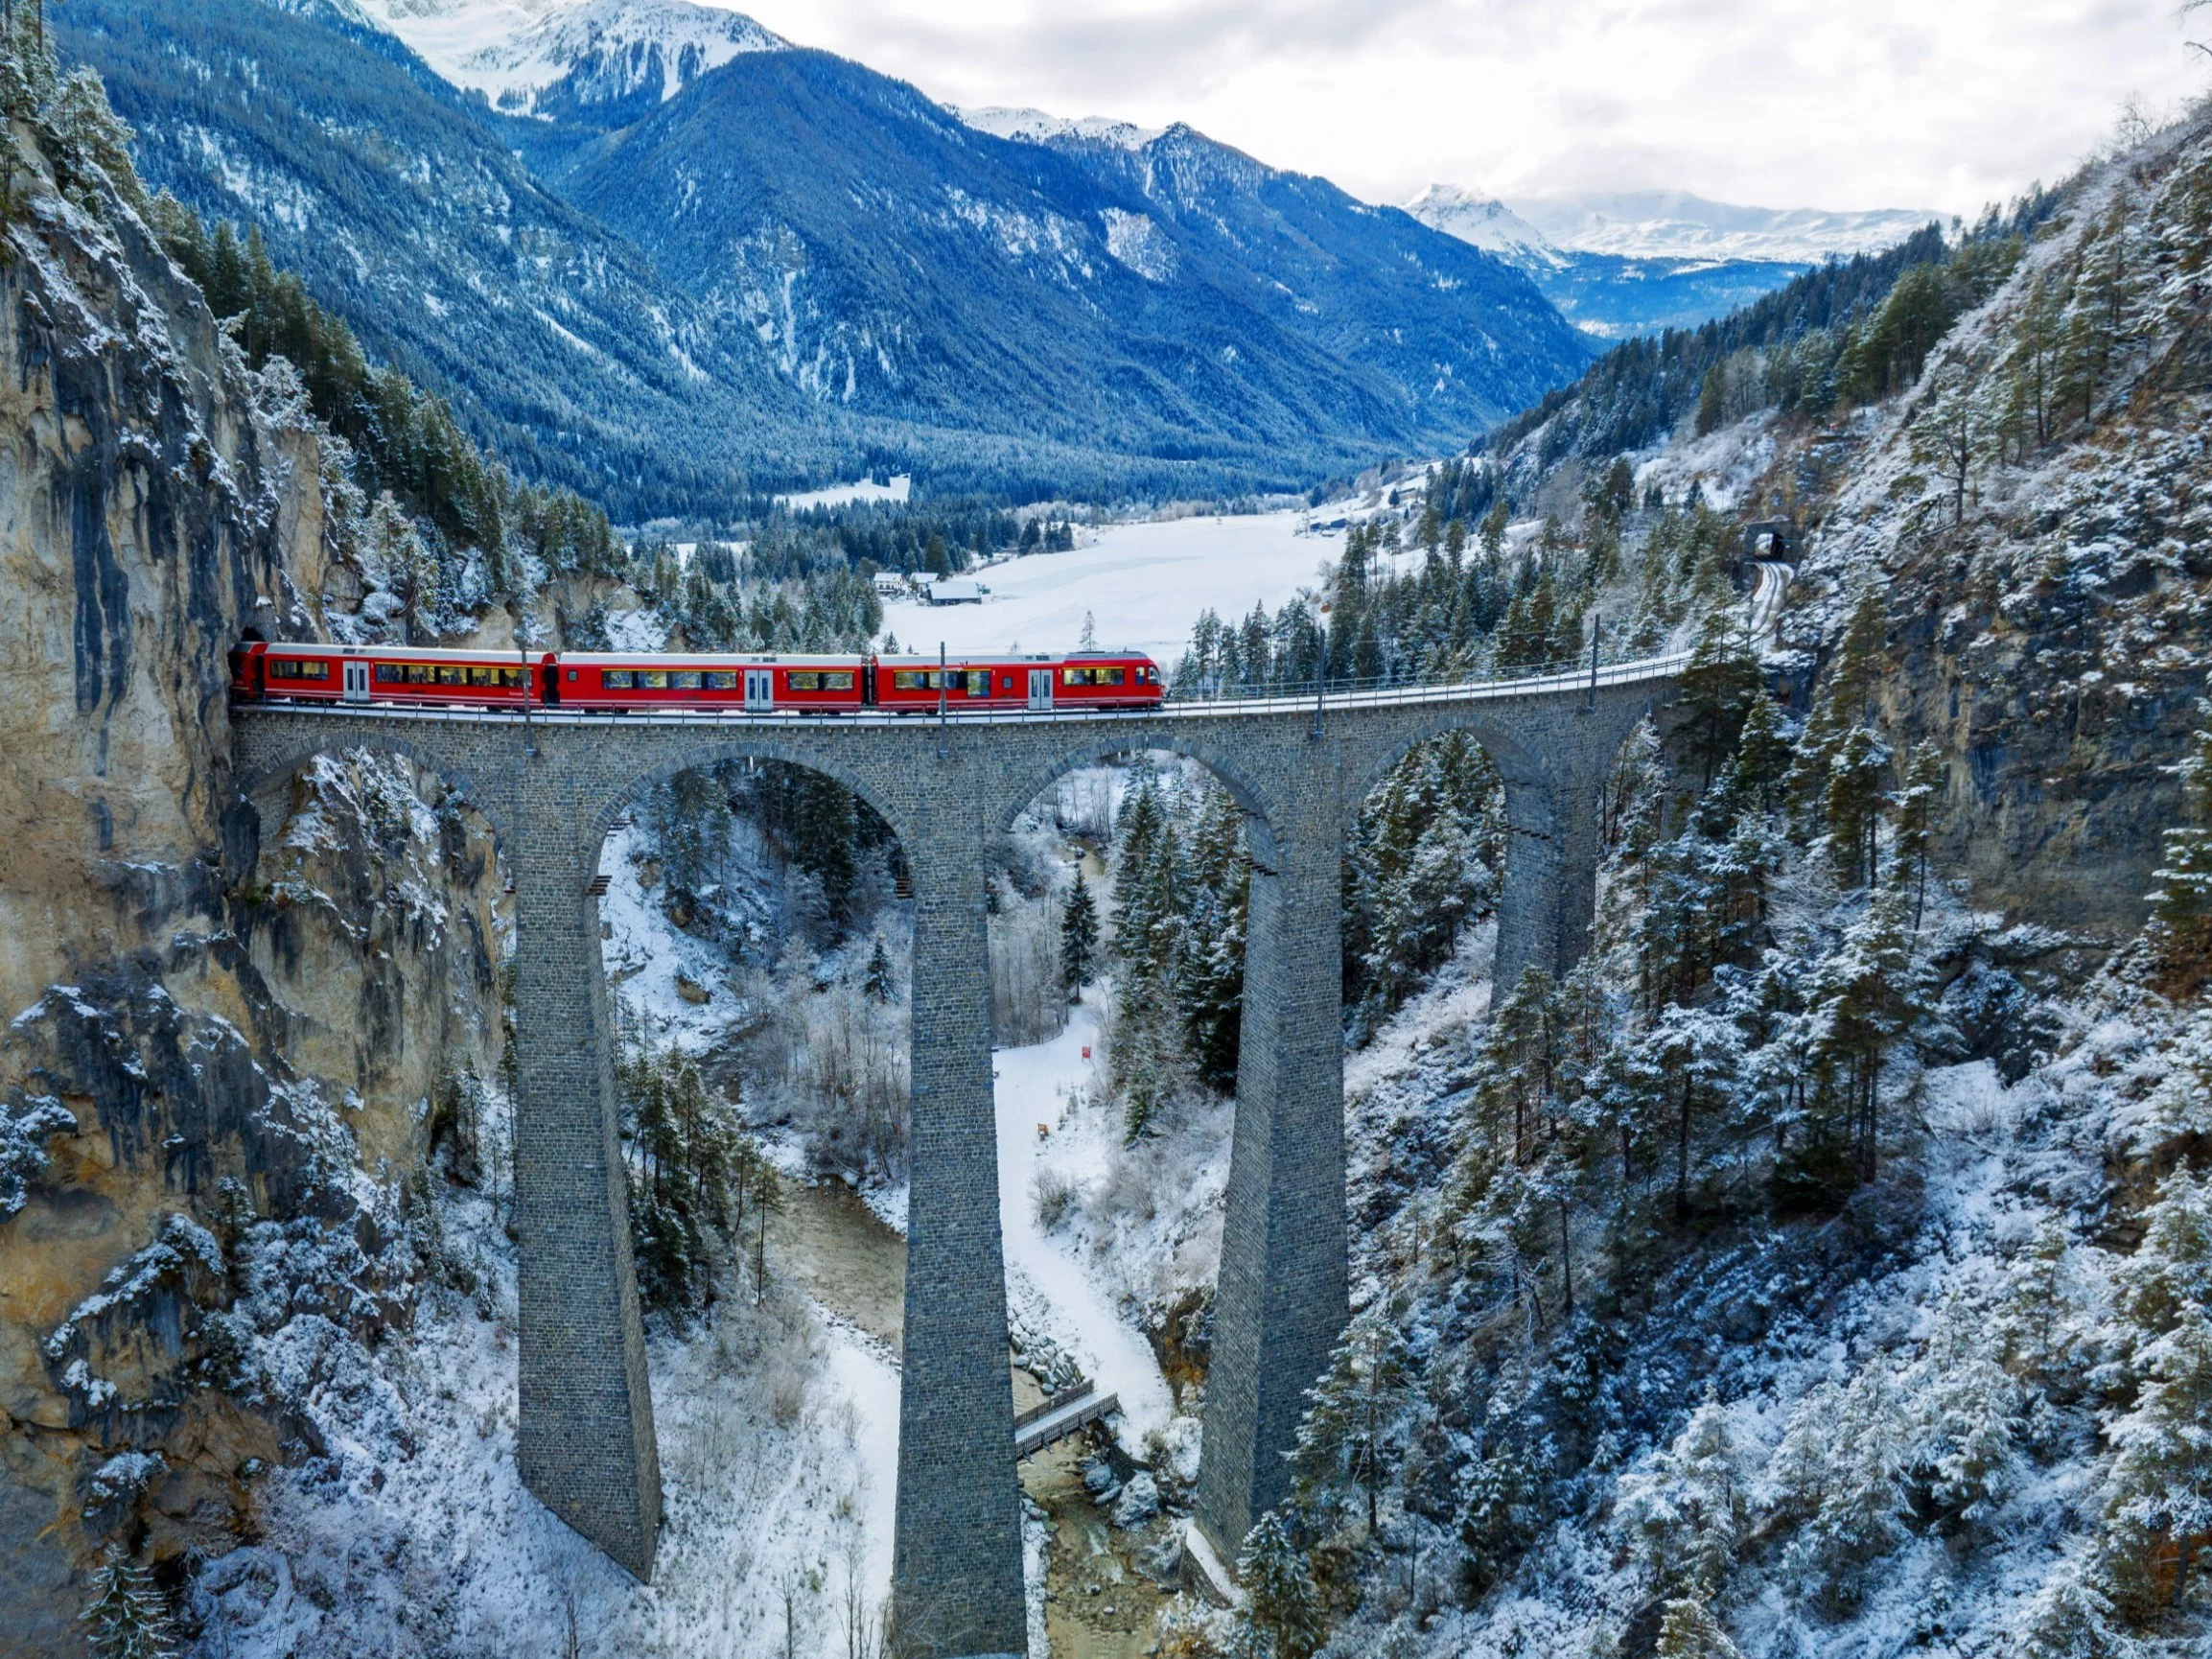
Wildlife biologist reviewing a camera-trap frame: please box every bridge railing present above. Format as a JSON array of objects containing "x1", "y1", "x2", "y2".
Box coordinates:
[{"x1": 1164, "y1": 647, "x2": 1690, "y2": 715}]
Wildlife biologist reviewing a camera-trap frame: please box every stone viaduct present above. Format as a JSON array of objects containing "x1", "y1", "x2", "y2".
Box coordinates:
[{"x1": 233, "y1": 656, "x2": 1680, "y2": 1659}]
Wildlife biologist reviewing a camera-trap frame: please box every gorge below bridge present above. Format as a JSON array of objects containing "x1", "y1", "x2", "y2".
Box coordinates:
[{"x1": 233, "y1": 654, "x2": 1685, "y2": 1659}]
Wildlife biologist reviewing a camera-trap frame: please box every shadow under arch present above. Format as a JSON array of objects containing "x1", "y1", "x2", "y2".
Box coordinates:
[
  {"x1": 575, "y1": 736, "x2": 918, "y2": 863},
  {"x1": 234, "y1": 730, "x2": 516, "y2": 840},
  {"x1": 993, "y1": 731, "x2": 1283, "y2": 867},
  {"x1": 1339, "y1": 708, "x2": 1562, "y2": 813}
]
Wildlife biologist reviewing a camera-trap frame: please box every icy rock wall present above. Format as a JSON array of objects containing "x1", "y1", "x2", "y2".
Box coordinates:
[
  {"x1": 1796, "y1": 122, "x2": 2212, "y2": 943},
  {"x1": 0, "y1": 126, "x2": 503, "y2": 1652}
]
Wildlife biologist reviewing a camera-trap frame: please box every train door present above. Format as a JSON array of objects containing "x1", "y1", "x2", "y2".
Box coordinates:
[
  {"x1": 1027, "y1": 668, "x2": 1053, "y2": 711},
  {"x1": 342, "y1": 660, "x2": 370, "y2": 704},
  {"x1": 745, "y1": 668, "x2": 774, "y2": 712}
]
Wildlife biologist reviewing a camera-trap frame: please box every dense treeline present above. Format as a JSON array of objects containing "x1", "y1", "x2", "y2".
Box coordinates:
[
  {"x1": 1340, "y1": 735, "x2": 1502, "y2": 1038},
  {"x1": 786, "y1": 497, "x2": 1078, "y2": 577},
  {"x1": 1107, "y1": 763, "x2": 1252, "y2": 1136},
  {"x1": 1172, "y1": 471, "x2": 1736, "y2": 698}
]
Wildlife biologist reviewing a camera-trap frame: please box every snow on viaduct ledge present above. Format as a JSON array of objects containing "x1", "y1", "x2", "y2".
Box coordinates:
[{"x1": 230, "y1": 654, "x2": 1684, "y2": 1659}]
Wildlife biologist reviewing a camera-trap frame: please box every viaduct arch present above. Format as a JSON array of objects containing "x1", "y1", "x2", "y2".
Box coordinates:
[{"x1": 232, "y1": 660, "x2": 1676, "y2": 1659}]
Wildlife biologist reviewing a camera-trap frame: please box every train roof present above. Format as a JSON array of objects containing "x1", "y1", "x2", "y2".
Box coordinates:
[{"x1": 257, "y1": 643, "x2": 555, "y2": 660}]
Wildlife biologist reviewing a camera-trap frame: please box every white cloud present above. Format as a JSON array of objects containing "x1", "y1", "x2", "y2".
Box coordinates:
[{"x1": 706, "y1": 0, "x2": 2206, "y2": 214}]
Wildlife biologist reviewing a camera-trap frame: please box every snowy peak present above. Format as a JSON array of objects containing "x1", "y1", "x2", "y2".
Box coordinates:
[
  {"x1": 956, "y1": 105, "x2": 1164, "y2": 152},
  {"x1": 355, "y1": 0, "x2": 785, "y2": 115},
  {"x1": 1404, "y1": 184, "x2": 1568, "y2": 270},
  {"x1": 1509, "y1": 189, "x2": 1940, "y2": 265}
]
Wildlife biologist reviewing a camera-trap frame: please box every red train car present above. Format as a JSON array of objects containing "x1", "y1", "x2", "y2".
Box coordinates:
[
  {"x1": 231, "y1": 642, "x2": 1166, "y2": 713},
  {"x1": 870, "y1": 651, "x2": 1162, "y2": 712},
  {"x1": 552, "y1": 653, "x2": 868, "y2": 713},
  {"x1": 230, "y1": 642, "x2": 549, "y2": 705}
]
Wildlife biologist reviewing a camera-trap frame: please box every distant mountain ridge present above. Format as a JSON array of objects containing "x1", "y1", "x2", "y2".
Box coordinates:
[
  {"x1": 1510, "y1": 188, "x2": 1942, "y2": 265},
  {"x1": 64, "y1": 0, "x2": 1599, "y2": 512},
  {"x1": 1405, "y1": 182, "x2": 1937, "y2": 341}
]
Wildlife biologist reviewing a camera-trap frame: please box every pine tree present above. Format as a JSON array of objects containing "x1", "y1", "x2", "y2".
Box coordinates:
[
  {"x1": 1723, "y1": 692, "x2": 1794, "y2": 815},
  {"x1": 2100, "y1": 1168, "x2": 2212, "y2": 1611},
  {"x1": 1293, "y1": 1305, "x2": 1411, "y2": 1535},
  {"x1": 864, "y1": 937, "x2": 894, "y2": 1003},
  {"x1": 1235, "y1": 1513, "x2": 1325, "y2": 1659},
  {"x1": 1654, "y1": 1596, "x2": 1741, "y2": 1659},
  {"x1": 1821, "y1": 725, "x2": 1892, "y2": 891},
  {"x1": 1059, "y1": 870, "x2": 1099, "y2": 1000},
  {"x1": 1479, "y1": 498, "x2": 1509, "y2": 558},
  {"x1": 81, "y1": 1547, "x2": 175, "y2": 1659},
  {"x1": 1676, "y1": 608, "x2": 1762, "y2": 788},
  {"x1": 2149, "y1": 707, "x2": 2212, "y2": 969},
  {"x1": 1179, "y1": 786, "x2": 1248, "y2": 1087},
  {"x1": 1890, "y1": 740, "x2": 1944, "y2": 927},
  {"x1": 621, "y1": 1038, "x2": 741, "y2": 1314},
  {"x1": 1616, "y1": 1390, "x2": 1742, "y2": 1596},
  {"x1": 1793, "y1": 578, "x2": 1889, "y2": 811},
  {"x1": 2101, "y1": 1307, "x2": 2212, "y2": 1614}
]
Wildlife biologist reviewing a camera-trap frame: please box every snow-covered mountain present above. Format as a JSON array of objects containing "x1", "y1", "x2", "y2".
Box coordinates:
[
  {"x1": 956, "y1": 105, "x2": 1164, "y2": 152},
  {"x1": 1509, "y1": 186, "x2": 1940, "y2": 264},
  {"x1": 1405, "y1": 183, "x2": 1823, "y2": 339},
  {"x1": 1402, "y1": 183, "x2": 1568, "y2": 270},
  {"x1": 354, "y1": 0, "x2": 784, "y2": 116}
]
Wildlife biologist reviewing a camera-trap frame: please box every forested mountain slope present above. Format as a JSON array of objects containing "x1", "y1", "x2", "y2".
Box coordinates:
[
  {"x1": 58, "y1": 0, "x2": 1596, "y2": 511},
  {"x1": 55, "y1": 0, "x2": 826, "y2": 521},
  {"x1": 1144, "y1": 107, "x2": 2212, "y2": 1659}
]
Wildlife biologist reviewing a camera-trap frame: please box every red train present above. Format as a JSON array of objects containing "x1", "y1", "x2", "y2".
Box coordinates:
[{"x1": 228, "y1": 642, "x2": 1166, "y2": 713}]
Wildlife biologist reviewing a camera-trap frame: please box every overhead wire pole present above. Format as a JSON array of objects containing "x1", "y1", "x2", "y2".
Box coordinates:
[{"x1": 1588, "y1": 613, "x2": 1601, "y2": 711}]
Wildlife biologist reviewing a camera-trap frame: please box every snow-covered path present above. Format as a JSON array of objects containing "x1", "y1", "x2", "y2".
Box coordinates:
[{"x1": 995, "y1": 1008, "x2": 1176, "y2": 1447}]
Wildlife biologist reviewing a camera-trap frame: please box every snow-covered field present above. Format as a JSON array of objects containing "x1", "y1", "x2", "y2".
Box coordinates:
[
  {"x1": 878, "y1": 511, "x2": 1329, "y2": 663},
  {"x1": 777, "y1": 474, "x2": 913, "y2": 512}
]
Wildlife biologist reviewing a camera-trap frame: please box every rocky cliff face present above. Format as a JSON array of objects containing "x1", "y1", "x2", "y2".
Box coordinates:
[
  {"x1": 1791, "y1": 123, "x2": 2212, "y2": 943},
  {"x1": 0, "y1": 123, "x2": 505, "y2": 1653}
]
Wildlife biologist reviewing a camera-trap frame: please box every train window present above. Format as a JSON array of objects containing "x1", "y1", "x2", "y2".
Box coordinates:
[
  {"x1": 670, "y1": 670, "x2": 703, "y2": 689},
  {"x1": 500, "y1": 668, "x2": 524, "y2": 688},
  {"x1": 269, "y1": 659, "x2": 329, "y2": 680},
  {"x1": 789, "y1": 671, "x2": 820, "y2": 691},
  {"x1": 468, "y1": 666, "x2": 495, "y2": 686},
  {"x1": 602, "y1": 670, "x2": 635, "y2": 689},
  {"x1": 892, "y1": 670, "x2": 932, "y2": 690},
  {"x1": 1063, "y1": 667, "x2": 1090, "y2": 686},
  {"x1": 407, "y1": 664, "x2": 434, "y2": 684},
  {"x1": 1103, "y1": 667, "x2": 1126, "y2": 685},
  {"x1": 821, "y1": 670, "x2": 854, "y2": 690},
  {"x1": 436, "y1": 666, "x2": 465, "y2": 686},
  {"x1": 641, "y1": 671, "x2": 668, "y2": 689},
  {"x1": 375, "y1": 664, "x2": 407, "y2": 684},
  {"x1": 966, "y1": 671, "x2": 990, "y2": 696},
  {"x1": 1001, "y1": 675, "x2": 1013, "y2": 690},
  {"x1": 567, "y1": 669, "x2": 579, "y2": 683},
  {"x1": 706, "y1": 671, "x2": 737, "y2": 689}
]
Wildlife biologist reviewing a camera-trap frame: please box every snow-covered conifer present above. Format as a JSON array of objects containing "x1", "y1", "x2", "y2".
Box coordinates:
[{"x1": 1235, "y1": 1513, "x2": 1325, "y2": 1659}]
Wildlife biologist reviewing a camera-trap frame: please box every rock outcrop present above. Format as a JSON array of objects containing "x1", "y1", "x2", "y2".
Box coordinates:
[{"x1": 0, "y1": 121, "x2": 504, "y2": 1653}]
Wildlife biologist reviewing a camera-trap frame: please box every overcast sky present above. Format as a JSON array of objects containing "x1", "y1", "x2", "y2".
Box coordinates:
[{"x1": 721, "y1": 0, "x2": 2206, "y2": 215}]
